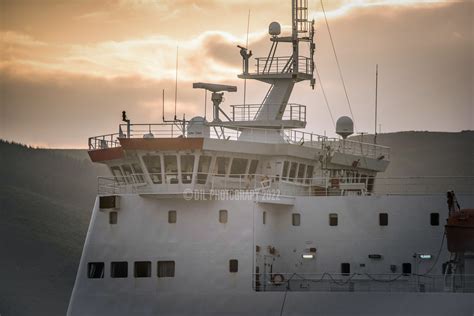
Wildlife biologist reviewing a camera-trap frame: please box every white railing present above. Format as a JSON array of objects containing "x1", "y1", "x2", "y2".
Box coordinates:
[
  {"x1": 254, "y1": 56, "x2": 312, "y2": 75},
  {"x1": 252, "y1": 273, "x2": 474, "y2": 293},
  {"x1": 97, "y1": 174, "x2": 474, "y2": 197},
  {"x1": 230, "y1": 103, "x2": 306, "y2": 122},
  {"x1": 88, "y1": 124, "x2": 390, "y2": 160}
]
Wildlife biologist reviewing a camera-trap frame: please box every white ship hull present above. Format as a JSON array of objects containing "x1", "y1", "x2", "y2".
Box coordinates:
[{"x1": 67, "y1": 194, "x2": 474, "y2": 315}]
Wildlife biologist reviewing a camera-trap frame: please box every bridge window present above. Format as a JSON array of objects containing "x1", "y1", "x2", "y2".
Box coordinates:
[
  {"x1": 292, "y1": 213, "x2": 301, "y2": 226},
  {"x1": 164, "y1": 155, "x2": 179, "y2": 184},
  {"x1": 229, "y1": 259, "x2": 238, "y2": 273},
  {"x1": 282, "y1": 161, "x2": 289, "y2": 180},
  {"x1": 249, "y1": 159, "x2": 259, "y2": 174},
  {"x1": 379, "y1": 213, "x2": 388, "y2": 226},
  {"x1": 157, "y1": 261, "x2": 175, "y2": 278},
  {"x1": 134, "y1": 261, "x2": 151, "y2": 278},
  {"x1": 168, "y1": 210, "x2": 177, "y2": 224},
  {"x1": 109, "y1": 211, "x2": 118, "y2": 224},
  {"x1": 219, "y1": 210, "x2": 228, "y2": 223},
  {"x1": 131, "y1": 163, "x2": 145, "y2": 183},
  {"x1": 230, "y1": 158, "x2": 248, "y2": 178},
  {"x1": 111, "y1": 262, "x2": 128, "y2": 278},
  {"x1": 341, "y1": 263, "x2": 350, "y2": 275},
  {"x1": 216, "y1": 157, "x2": 230, "y2": 176},
  {"x1": 329, "y1": 213, "x2": 338, "y2": 226},
  {"x1": 121, "y1": 164, "x2": 134, "y2": 184},
  {"x1": 288, "y1": 162, "x2": 298, "y2": 182},
  {"x1": 87, "y1": 262, "x2": 104, "y2": 279},
  {"x1": 197, "y1": 155, "x2": 212, "y2": 184},
  {"x1": 180, "y1": 155, "x2": 195, "y2": 184},
  {"x1": 430, "y1": 213, "x2": 439, "y2": 226},
  {"x1": 143, "y1": 155, "x2": 162, "y2": 184},
  {"x1": 110, "y1": 166, "x2": 125, "y2": 185},
  {"x1": 305, "y1": 165, "x2": 314, "y2": 184},
  {"x1": 297, "y1": 163, "x2": 306, "y2": 182}
]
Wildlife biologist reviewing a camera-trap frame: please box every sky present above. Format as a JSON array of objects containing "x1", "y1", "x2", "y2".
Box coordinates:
[{"x1": 0, "y1": 0, "x2": 472, "y2": 148}]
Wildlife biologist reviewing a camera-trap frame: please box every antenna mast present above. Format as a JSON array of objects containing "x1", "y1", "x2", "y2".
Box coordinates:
[
  {"x1": 374, "y1": 64, "x2": 378, "y2": 144},
  {"x1": 243, "y1": 9, "x2": 251, "y2": 106},
  {"x1": 174, "y1": 46, "x2": 179, "y2": 120}
]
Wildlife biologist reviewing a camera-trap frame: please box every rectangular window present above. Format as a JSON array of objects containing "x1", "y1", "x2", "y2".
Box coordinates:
[
  {"x1": 164, "y1": 155, "x2": 178, "y2": 184},
  {"x1": 341, "y1": 263, "x2": 350, "y2": 276},
  {"x1": 111, "y1": 166, "x2": 125, "y2": 185},
  {"x1": 305, "y1": 165, "x2": 314, "y2": 184},
  {"x1": 87, "y1": 262, "x2": 104, "y2": 279},
  {"x1": 109, "y1": 211, "x2": 118, "y2": 224},
  {"x1": 430, "y1": 213, "x2": 440, "y2": 226},
  {"x1": 134, "y1": 261, "x2": 151, "y2": 278},
  {"x1": 248, "y1": 159, "x2": 259, "y2": 175},
  {"x1": 131, "y1": 163, "x2": 145, "y2": 183},
  {"x1": 297, "y1": 163, "x2": 306, "y2": 182},
  {"x1": 282, "y1": 161, "x2": 289, "y2": 180},
  {"x1": 379, "y1": 213, "x2": 388, "y2": 226},
  {"x1": 229, "y1": 259, "x2": 238, "y2": 273},
  {"x1": 197, "y1": 155, "x2": 212, "y2": 184},
  {"x1": 288, "y1": 162, "x2": 298, "y2": 182},
  {"x1": 157, "y1": 261, "x2": 175, "y2": 278},
  {"x1": 168, "y1": 210, "x2": 177, "y2": 224},
  {"x1": 216, "y1": 157, "x2": 230, "y2": 176},
  {"x1": 99, "y1": 195, "x2": 117, "y2": 209},
  {"x1": 329, "y1": 213, "x2": 338, "y2": 226},
  {"x1": 402, "y1": 263, "x2": 412, "y2": 275},
  {"x1": 121, "y1": 164, "x2": 134, "y2": 184},
  {"x1": 229, "y1": 158, "x2": 248, "y2": 178},
  {"x1": 111, "y1": 262, "x2": 128, "y2": 278},
  {"x1": 219, "y1": 210, "x2": 228, "y2": 223},
  {"x1": 263, "y1": 211, "x2": 266, "y2": 225},
  {"x1": 180, "y1": 155, "x2": 195, "y2": 184},
  {"x1": 292, "y1": 213, "x2": 301, "y2": 226},
  {"x1": 143, "y1": 155, "x2": 162, "y2": 184},
  {"x1": 367, "y1": 176, "x2": 375, "y2": 192}
]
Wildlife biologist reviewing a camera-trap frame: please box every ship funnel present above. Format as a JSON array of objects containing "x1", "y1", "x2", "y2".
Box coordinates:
[{"x1": 336, "y1": 116, "x2": 354, "y2": 139}]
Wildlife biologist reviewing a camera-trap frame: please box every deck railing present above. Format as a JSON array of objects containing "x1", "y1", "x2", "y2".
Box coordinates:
[
  {"x1": 252, "y1": 273, "x2": 474, "y2": 293},
  {"x1": 230, "y1": 103, "x2": 306, "y2": 122},
  {"x1": 97, "y1": 174, "x2": 474, "y2": 197},
  {"x1": 88, "y1": 124, "x2": 391, "y2": 160},
  {"x1": 254, "y1": 56, "x2": 312, "y2": 75}
]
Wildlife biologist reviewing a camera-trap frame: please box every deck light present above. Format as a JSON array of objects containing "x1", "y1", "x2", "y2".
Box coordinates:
[
  {"x1": 302, "y1": 254, "x2": 315, "y2": 259},
  {"x1": 418, "y1": 254, "x2": 432, "y2": 260}
]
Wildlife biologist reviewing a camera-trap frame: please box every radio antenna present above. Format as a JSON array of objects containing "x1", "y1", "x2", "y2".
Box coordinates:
[
  {"x1": 243, "y1": 9, "x2": 251, "y2": 106},
  {"x1": 374, "y1": 64, "x2": 379, "y2": 145},
  {"x1": 162, "y1": 89, "x2": 165, "y2": 122},
  {"x1": 174, "y1": 45, "x2": 179, "y2": 120}
]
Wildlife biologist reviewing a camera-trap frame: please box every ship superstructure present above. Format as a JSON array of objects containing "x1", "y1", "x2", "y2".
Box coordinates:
[{"x1": 68, "y1": 1, "x2": 474, "y2": 315}]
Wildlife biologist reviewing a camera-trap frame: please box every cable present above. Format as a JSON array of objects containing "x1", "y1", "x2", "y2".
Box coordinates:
[
  {"x1": 315, "y1": 63, "x2": 336, "y2": 129},
  {"x1": 320, "y1": 0, "x2": 357, "y2": 131},
  {"x1": 419, "y1": 231, "x2": 446, "y2": 276}
]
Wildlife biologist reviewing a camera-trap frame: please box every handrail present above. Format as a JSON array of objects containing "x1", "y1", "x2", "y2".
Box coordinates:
[
  {"x1": 88, "y1": 123, "x2": 390, "y2": 160},
  {"x1": 230, "y1": 103, "x2": 306, "y2": 122},
  {"x1": 251, "y1": 273, "x2": 474, "y2": 293},
  {"x1": 97, "y1": 174, "x2": 474, "y2": 196}
]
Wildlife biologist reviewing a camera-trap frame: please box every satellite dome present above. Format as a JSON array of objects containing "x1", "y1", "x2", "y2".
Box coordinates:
[
  {"x1": 187, "y1": 116, "x2": 210, "y2": 138},
  {"x1": 336, "y1": 116, "x2": 354, "y2": 139},
  {"x1": 269, "y1": 22, "x2": 281, "y2": 36}
]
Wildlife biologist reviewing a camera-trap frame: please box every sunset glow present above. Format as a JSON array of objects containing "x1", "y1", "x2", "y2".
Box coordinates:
[{"x1": 0, "y1": 0, "x2": 471, "y2": 148}]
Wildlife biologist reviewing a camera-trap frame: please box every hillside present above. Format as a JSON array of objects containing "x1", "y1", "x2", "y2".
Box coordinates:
[
  {"x1": 0, "y1": 140, "x2": 109, "y2": 316},
  {"x1": 0, "y1": 131, "x2": 472, "y2": 315}
]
